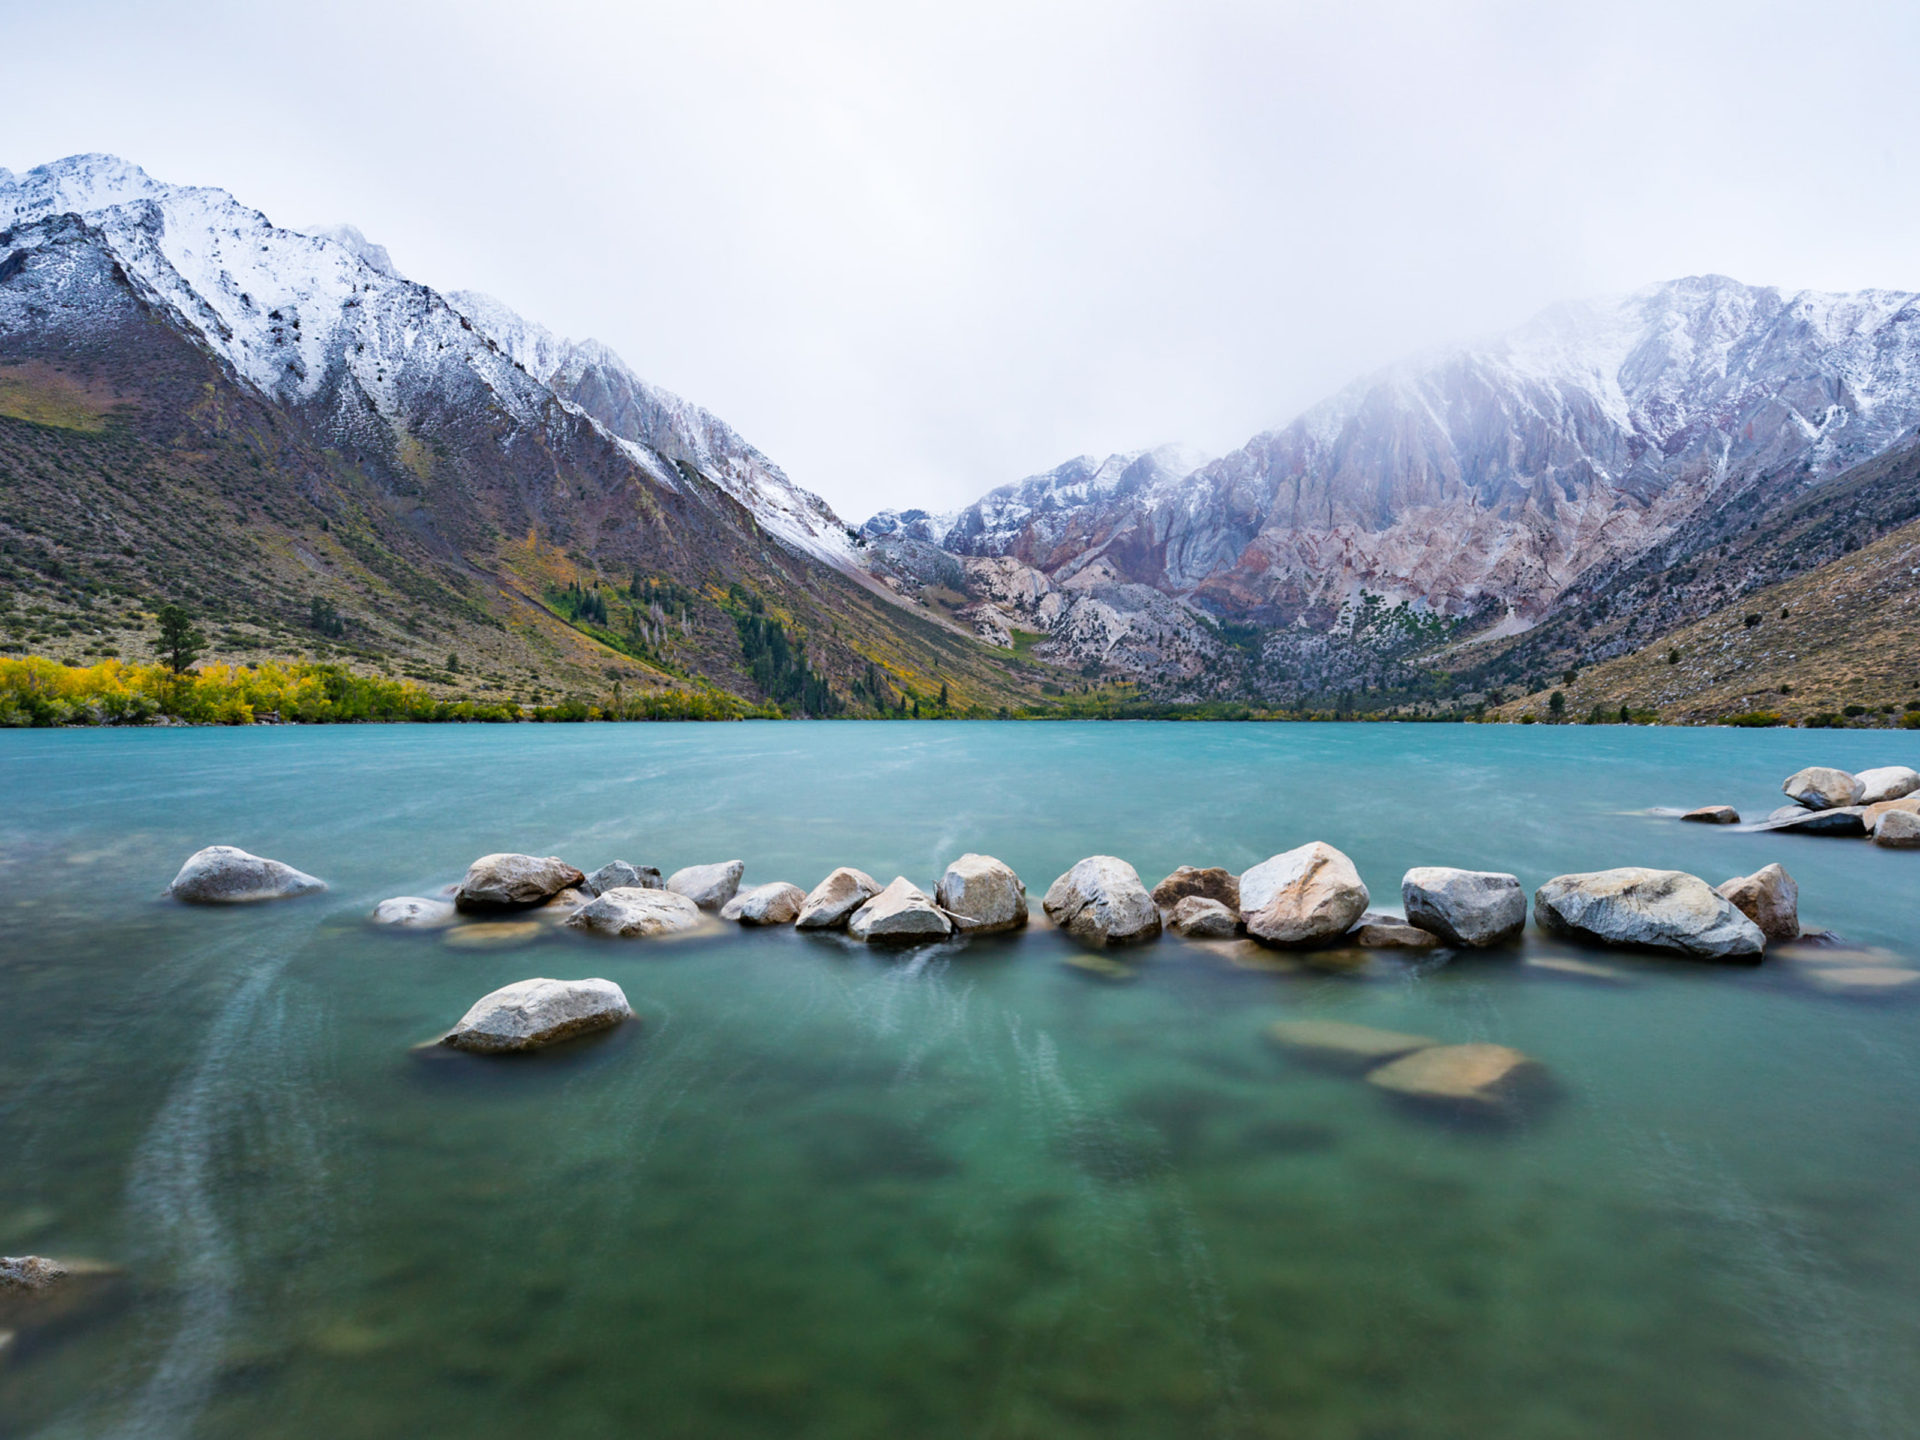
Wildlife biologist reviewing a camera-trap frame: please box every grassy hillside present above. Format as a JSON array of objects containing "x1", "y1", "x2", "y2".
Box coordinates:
[
  {"x1": 0, "y1": 344, "x2": 1062, "y2": 719},
  {"x1": 1490, "y1": 516, "x2": 1920, "y2": 726}
]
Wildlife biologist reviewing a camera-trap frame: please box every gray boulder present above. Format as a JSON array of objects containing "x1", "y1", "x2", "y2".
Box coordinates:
[
  {"x1": 795, "y1": 867, "x2": 883, "y2": 929},
  {"x1": 441, "y1": 977, "x2": 633, "y2": 1053},
  {"x1": 934, "y1": 854, "x2": 1028, "y2": 934},
  {"x1": 1784, "y1": 767, "x2": 1864, "y2": 810},
  {"x1": 1874, "y1": 809, "x2": 1920, "y2": 849},
  {"x1": 168, "y1": 845, "x2": 326, "y2": 904},
  {"x1": 665, "y1": 860, "x2": 745, "y2": 910},
  {"x1": 1856, "y1": 765, "x2": 1920, "y2": 805},
  {"x1": 1714, "y1": 863, "x2": 1799, "y2": 942},
  {"x1": 1167, "y1": 895, "x2": 1239, "y2": 937},
  {"x1": 583, "y1": 861, "x2": 661, "y2": 897},
  {"x1": 455, "y1": 853, "x2": 585, "y2": 911},
  {"x1": 564, "y1": 887, "x2": 703, "y2": 938},
  {"x1": 1756, "y1": 806, "x2": 1868, "y2": 837},
  {"x1": 370, "y1": 896, "x2": 457, "y2": 929},
  {"x1": 1240, "y1": 842, "x2": 1369, "y2": 948},
  {"x1": 721, "y1": 882, "x2": 807, "y2": 925},
  {"x1": 847, "y1": 877, "x2": 953, "y2": 944},
  {"x1": 1534, "y1": 868, "x2": 1766, "y2": 960},
  {"x1": 1043, "y1": 856, "x2": 1162, "y2": 946},
  {"x1": 1150, "y1": 866, "x2": 1240, "y2": 911},
  {"x1": 1401, "y1": 867, "x2": 1527, "y2": 948}
]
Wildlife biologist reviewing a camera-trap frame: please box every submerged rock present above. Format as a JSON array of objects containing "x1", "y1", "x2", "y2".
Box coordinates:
[
  {"x1": 665, "y1": 860, "x2": 745, "y2": 910},
  {"x1": 1525, "y1": 955, "x2": 1633, "y2": 984},
  {"x1": 848, "y1": 877, "x2": 953, "y2": 944},
  {"x1": 168, "y1": 846, "x2": 326, "y2": 904},
  {"x1": 1349, "y1": 916, "x2": 1440, "y2": 949},
  {"x1": 370, "y1": 896, "x2": 457, "y2": 929},
  {"x1": 1874, "y1": 809, "x2": 1920, "y2": 849},
  {"x1": 441, "y1": 977, "x2": 633, "y2": 1053},
  {"x1": 1266, "y1": 1019, "x2": 1435, "y2": 1068},
  {"x1": 1365, "y1": 1043, "x2": 1545, "y2": 1113},
  {"x1": 565, "y1": 887, "x2": 703, "y2": 938},
  {"x1": 1043, "y1": 856, "x2": 1162, "y2": 946},
  {"x1": 1534, "y1": 868, "x2": 1765, "y2": 960},
  {"x1": 582, "y1": 861, "x2": 661, "y2": 897},
  {"x1": 442, "y1": 920, "x2": 544, "y2": 950},
  {"x1": 1682, "y1": 805, "x2": 1741, "y2": 825},
  {"x1": 720, "y1": 882, "x2": 807, "y2": 926},
  {"x1": 934, "y1": 854, "x2": 1028, "y2": 934},
  {"x1": 1150, "y1": 866, "x2": 1240, "y2": 911},
  {"x1": 0, "y1": 1255, "x2": 125, "y2": 1333},
  {"x1": 1798, "y1": 965, "x2": 1920, "y2": 995},
  {"x1": 1400, "y1": 867, "x2": 1526, "y2": 947},
  {"x1": 795, "y1": 867, "x2": 883, "y2": 930},
  {"x1": 455, "y1": 854, "x2": 585, "y2": 911},
  {"x1": 1168, "y1": 895, "x2": 1240, "y2": 938},
  {"x1": 1714, "y1": 863, "x2": 1799, "y2": 942},
  {"x1": 1783, "y1": 767, "x2": 1864, "y2": 810},
  {"x1": 1856, "y1": 765, "x2": 1920, "y2": 805},
  {"x1": 1240, "y1": 842, "x2": 1369, "y2": 948}
]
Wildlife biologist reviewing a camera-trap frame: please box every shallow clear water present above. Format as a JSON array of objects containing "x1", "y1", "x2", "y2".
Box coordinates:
[{"x1": 3, "y1": 721, "x2": 1919, "y2": 1440}]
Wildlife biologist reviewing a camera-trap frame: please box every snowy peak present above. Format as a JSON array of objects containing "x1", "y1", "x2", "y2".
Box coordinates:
[
  {"x1": 448, "y1": 290, "x2": 858, "y2": 570},
  {"x1": 302, "y1": 223, "x2": 404, "y2": 280}
]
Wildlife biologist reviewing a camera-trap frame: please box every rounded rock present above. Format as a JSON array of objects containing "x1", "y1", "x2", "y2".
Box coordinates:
[
  {"x1": 848, "y1": 877, "x2": 953, "y2": 944},
  {"x1": 665, "y1": 860, "x2": 745, "y2": 911},
  {"x1": 795, "y1": 867, "x2": 882, "y2": 930},
  {"x1": 935, "y1": 854, "x2": 1028, "y2": 934},
  {"x1": 1150, "y1": 866, "x2": 1240, "y2": 911},
  {"x1": 1534, "y1": 867, "x2": 1765, "y2": 960},
  {"x1": 370, "y1": 896, "x2": 457, "y2": 929},
  {"x1": 1401, "y1": 867, "x2": 1527, "y2": 948},
  {"x1": 1783, "y1": 767, "x2": 1864, "y2": 811},
  {"x1": 721, "y1": 882, "x2": 807, "y2": 926},
  {"x1": 1043, "y1": 856, "x2": 1162, "y2": 946},
  {"x1": 1168, "y1": 895, "x2": 1239, "y2": 938},
  {"x1": 565, "y1": 887, "x2": 704, "y2": 938},
  {"x1": 1240, "y1": 842, "x2": 1369, "y2": 948},
  {"x1": 440, "y1": 977, "x2": 633, "y2": 1053},
  {"x1": 1873, "y1": 809, "x2": 1920, "y2": 849},
  {"x1": 455, "y1": 854, "x2": 585, "y2": 911},
  {"x1": 168, "y1": 845, "x2": 326, "y2": 904},
  {"x1": 1714, "y1": 863, "x2": 1799, "y2": 942}
]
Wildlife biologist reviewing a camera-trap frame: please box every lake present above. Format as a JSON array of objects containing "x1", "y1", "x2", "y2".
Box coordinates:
[{"x1": 3, "y1": 720, "x2": 1918, "y2": 1440}]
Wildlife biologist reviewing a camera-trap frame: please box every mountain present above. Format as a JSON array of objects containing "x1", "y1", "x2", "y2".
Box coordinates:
[
  {"x1": 893, "y1": 276, "x2": 1920, "y2": 705},
  {"x1": 0, "y1": 154, "x2": 1055, "y2": 715}
]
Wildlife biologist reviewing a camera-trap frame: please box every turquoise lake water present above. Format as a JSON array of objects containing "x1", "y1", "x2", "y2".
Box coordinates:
[{"x1": 3, "y1": 720, "x2": 1919, "y2": 1440}]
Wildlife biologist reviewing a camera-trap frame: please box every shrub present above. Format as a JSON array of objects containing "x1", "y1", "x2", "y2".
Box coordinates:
[
  {"x1": 1723, "y1": 712, "x2": 1783, "y2": 727},
  {"x1": 1843, "y1": 704, "x2": 1867, "y2": 717}
]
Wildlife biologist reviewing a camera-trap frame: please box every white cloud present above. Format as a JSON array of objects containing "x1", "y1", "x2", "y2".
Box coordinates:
[{"x1": 5, "y1": 0, "x2": 1917, "y2": 520}]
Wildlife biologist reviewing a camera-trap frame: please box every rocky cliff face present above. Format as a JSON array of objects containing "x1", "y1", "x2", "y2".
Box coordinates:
[{"x1": 929, "y1": 277, "x2": 1920, "y2": 634}]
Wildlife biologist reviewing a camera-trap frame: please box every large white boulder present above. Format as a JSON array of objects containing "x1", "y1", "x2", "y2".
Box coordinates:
[
  {"x1": 1783, "y1": 767, "x2": 1864, "y2": 810},
  {"x1": 934, "y1": 854, "x2": 1028, "y2": 934},
  {"x1": 564, "y1": 887, "x2": 703, "y2": 938},
  {"x1": 1714, "y1": 863, "x2": 1799, "y2": 942},
  {"x1": 795, "y1": 867, "x2": 883, "y2": 929},
  {"x1": 455, "y1": 853, "x2": 585, "y2": 911},
  {"x1": 440, "y1": 978, "x2": 633, "y2": 1053},
  {"x1": 847, "y1": 877, "x2": 953, "y2": 944},
  {"x1": 1400, "y1": 867, "x2": 1527, "y2": 947},
  {"x1": 168, "y1": 845, "x2": 326, "y2": 904},
  {"x1": 1042, "y1": 856, "x2": 1162, "y2": 946},
  {"x1": 665, "y1": 860, "x2": 745, "y2": 910},
  {"x1": 1240, "y1": 842, "x2": 1369, "y2": 947},
  {"x1": 1856, "y1": 766, "x2": 1920, "y2": 805},
  {"x1": 721, "y1": 882, "x2": 807, "y2": 925},
  {"x1": 1534, "y1": 868, "x2": 1765, "y2": 960},
  {"x1": 582, "y1": 861, "x2": 661, "y2": 896},
  {"x1": 370, "y1": 896, "x2": 457, "y2": 929}
]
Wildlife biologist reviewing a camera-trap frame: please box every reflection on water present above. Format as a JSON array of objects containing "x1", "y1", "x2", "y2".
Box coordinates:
[{"x1": 3, "y1": 721, "x2": 1919, "y2": 1440}]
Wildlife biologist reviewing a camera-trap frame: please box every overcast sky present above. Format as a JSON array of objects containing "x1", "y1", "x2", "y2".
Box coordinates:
[{"x1": 5, "y1": 0, "x2": 1917, "y2": 519}]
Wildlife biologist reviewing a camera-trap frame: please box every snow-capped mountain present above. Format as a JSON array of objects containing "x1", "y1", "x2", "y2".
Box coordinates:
[
  {"x1": 0, "y1": 153, "x2": 854, "y2": 572},
  {"x1": 446, "y1": 291, "x2": 858, "y2": 570},
  {"x1": 928, "y1": 277, "x2": 1920, "y2": 631}
]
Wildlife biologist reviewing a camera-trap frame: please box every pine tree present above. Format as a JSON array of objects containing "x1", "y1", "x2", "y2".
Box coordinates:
[{"x1": 155, "y1": 604, "x2": 205, "y2": 674}]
